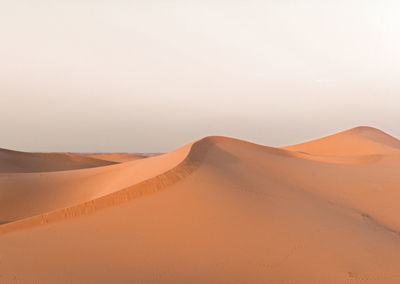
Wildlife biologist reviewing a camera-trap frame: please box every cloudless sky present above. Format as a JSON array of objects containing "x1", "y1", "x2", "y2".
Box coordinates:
[{"x1": 1, "y1": 0, "x2": 400, "y2": 152}]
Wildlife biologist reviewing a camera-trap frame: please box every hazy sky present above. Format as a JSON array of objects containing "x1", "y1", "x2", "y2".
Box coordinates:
[{"x1": 1, "y1": 0, "x2": 400, "y2": 152}]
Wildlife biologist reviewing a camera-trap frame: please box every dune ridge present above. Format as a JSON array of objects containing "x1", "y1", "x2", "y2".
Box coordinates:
[
  {"x1": 0, "y1": 140, "x2": 195, "y2": 223},
  {"x1": 0, "y1": 138, "x2": 207, "y2": 234},
  {"x1": 0, "y1": 137, "x2": 249, "y2": 234}
]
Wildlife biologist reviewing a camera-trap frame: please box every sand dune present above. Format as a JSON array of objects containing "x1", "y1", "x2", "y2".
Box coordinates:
[
  {"x1": 1, "y1": 127, "x2": 400, "y2": 283},
  {"x1": 85, "y1": 153, "x2": 146, "y2": 162},
  {"x1": 283, "y1": 126, "x2": 400, "y2": 156},
  {"x1": 0, "y1": 148, "x2": 115, "y2": 173},
  {"x1": 0, "y1": 143, "x2": 192, "y2": 223}
]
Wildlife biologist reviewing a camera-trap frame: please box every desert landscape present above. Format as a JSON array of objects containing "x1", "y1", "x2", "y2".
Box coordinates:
[
  {"x1": 2, "y1": 0, "x2": 399, "y2": 282},
  {"x1": 1, "y1": 126, "x2": 400, "y2": 283}
]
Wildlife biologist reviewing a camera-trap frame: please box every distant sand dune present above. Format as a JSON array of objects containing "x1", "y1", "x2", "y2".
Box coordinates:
[
  {"x1": 0, "y1": 148, "x2": 115, "y2": 173},
  {"x1": 283, "y1": 126, "x2": 400, "y2": 156},
  {"x1": 1, "y1": 127, "x2": 400, "y2": 283},
  {"x1": 85, "y1": 153, "x2": 146, "y2": 162}
]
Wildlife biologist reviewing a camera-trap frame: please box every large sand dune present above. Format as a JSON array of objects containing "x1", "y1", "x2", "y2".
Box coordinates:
[{"x1": 1, "y1": 127, "x2": 400, "y2": 283}]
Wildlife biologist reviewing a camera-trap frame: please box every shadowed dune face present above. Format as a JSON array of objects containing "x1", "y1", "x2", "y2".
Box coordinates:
[{"x1": 2, "y1": 127, "x2": 400, "y2": 283}]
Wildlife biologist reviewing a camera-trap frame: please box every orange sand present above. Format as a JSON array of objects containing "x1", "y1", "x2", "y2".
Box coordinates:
[{"x1": 1, "y1": 126, "x2": 400, "y2": 283}]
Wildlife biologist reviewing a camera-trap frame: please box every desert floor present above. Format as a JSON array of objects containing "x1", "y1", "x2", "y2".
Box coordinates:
[{"x1": 1, "y1": 126, "x2": 400, "y2": 283}]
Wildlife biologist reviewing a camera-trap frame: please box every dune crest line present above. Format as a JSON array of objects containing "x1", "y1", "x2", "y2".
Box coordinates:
[{"x1": 0, "y1": 137, "x2": 217, "y2": 235}]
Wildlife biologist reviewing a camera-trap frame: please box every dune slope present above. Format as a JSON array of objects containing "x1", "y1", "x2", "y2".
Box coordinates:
[
  {"x1": 0, "y1": 142, "x2": 192, "y2": 224},
  {"x1": 1, "y1": 128, "x2": 400, "y2": 283},
  {"x1": 283, "y1": 126, "x2": 400, "y2": 156},
  {"x1": 0, "y1": 148, "x2": 115, "y2": 173}
]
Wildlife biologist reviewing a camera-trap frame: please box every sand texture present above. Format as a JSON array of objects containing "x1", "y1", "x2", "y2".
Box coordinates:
[{"x1": 1, "y1": 126, "x2": 400, "y2": 283}]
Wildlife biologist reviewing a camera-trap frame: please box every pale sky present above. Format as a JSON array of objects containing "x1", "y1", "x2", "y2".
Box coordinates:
[{"x1": 1, "y1": 0, "x2": 400, "y2": 152}]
